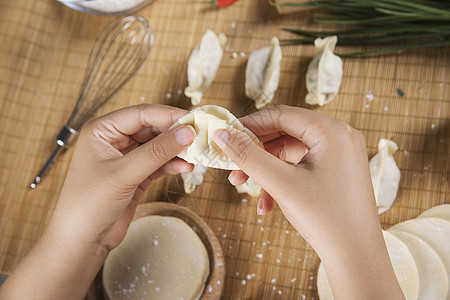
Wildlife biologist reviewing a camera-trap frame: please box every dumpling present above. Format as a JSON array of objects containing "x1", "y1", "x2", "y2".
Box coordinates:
[
  {"x1": 181, "y1": 164, "x2": 208, "y2": 194},
  {"x1": 245, "y1": 37, "x2": 282, "y2": 109},
  {"x1": 185, "y1": 30, "x2": 226, "y2": 106},
  {"x1": 369, "y1": 138, "x2": 401, "y2": 214},
  {"x1": 235, "y1": 177, "x2": 261, "y2": 197},
  {"x1": 305, "y1": 36, "x2": 343, "y2": 106},
  {"x1": 170, "y1": 105, "x2": 262, "y2": 170}
]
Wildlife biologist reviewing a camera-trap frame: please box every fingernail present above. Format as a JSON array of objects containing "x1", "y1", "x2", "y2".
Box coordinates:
[
  {"x1": 257, "y1": 198, "x2": 264, "y2": 215},
  {"x1": 213, "y1": 130, "x2": 229, "y2": 150},
  {"x1": 228, "y1": 172, "x2": 238, "y2": 186},
  {"x1": 175, "y1": 126, "x2": 195, "y2": 147}
]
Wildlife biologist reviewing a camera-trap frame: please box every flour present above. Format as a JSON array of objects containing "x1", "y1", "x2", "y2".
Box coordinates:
[{"x1": 79, "y1": 0, "x2": 150, "y2": 13}]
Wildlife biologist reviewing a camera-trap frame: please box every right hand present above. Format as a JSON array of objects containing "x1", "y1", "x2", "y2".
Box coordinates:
[{"x1": 213, "y1": 105, "x2": 404, "y2": 300}]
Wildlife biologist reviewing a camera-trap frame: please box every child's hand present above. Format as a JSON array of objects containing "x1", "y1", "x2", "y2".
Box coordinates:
[
  {"x1": 213, "y1": 105, "x2": 404, "y2": 299},
  {"x1": 50, "y1": 104, "x2": 196, "y2": 252}
]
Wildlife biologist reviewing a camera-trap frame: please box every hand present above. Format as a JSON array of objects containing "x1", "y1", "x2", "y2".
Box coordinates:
[
  {"x1": 52, "y1": 104, "x2": 196, "y2": 251},
  {"x1": 213, "y1": 105, "x2": 404, "y2": 299},
  {"x1": 0, "y1": 104, "x2": 196, "y2": 300}
]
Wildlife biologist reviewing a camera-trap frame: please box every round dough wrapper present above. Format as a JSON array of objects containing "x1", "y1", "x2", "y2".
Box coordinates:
[
  {"x1": 390, "y1": 230, "x2": 448, "y2": 300},
  {"x1": 317, "y1": 230, "x2": 419, "y2": 300},
  {"x1": 170, "y1": 105, "x2": 262, "y2": 170},
  {"x1": 103, "y1": 216, "x2": 210, "y2": 300},
  {"x1": 317, "y1": 262, "x2": 333, "y2": 300},
  {"x1": 418, "y1": 204, "x2": 450, "y2": 222},
  {"x1": 390, "y1": 218, "x2": 450, "y2": 299}
]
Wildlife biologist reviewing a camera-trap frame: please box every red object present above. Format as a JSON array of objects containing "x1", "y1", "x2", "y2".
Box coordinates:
[{"x1": 210, "y1": 0, "x2": 237, "y2": 7}]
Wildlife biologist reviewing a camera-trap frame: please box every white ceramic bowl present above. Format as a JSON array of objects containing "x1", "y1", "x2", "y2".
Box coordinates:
[{"x1": 57, "y1": 0, "x2": 156, "y2": 16}]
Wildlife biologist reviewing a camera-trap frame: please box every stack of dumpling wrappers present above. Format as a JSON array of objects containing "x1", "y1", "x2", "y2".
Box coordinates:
[{"x1": 317, "y1": 205, "x2": 450, "y2": 300}]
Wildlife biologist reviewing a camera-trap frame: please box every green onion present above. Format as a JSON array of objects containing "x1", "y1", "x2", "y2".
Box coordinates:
[{"x1": 276, "y1": 0, "x2": 450, "y2": 56}]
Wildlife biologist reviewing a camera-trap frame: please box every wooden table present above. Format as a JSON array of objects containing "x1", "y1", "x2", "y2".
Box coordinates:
[{"x1": 0, "y1": 0, "x2": 448, "y2": 299}]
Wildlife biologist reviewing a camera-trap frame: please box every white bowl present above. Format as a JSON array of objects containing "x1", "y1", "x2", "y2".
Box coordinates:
[{"x1": 57, "y1": 0, "x2": 156, "y2": 16}]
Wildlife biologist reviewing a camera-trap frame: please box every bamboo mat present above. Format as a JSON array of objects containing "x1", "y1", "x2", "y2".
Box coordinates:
[{"x1": 0, "y1": 0, "x2": 449, "y2": 299}]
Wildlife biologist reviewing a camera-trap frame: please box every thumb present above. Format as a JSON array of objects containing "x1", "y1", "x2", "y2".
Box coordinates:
[
  {"x1": 213, "y1": 129, "x2": 295, "y2": 196},
  {"x1": 119, "y1": 125, "x2": 196, "y2": 184}
]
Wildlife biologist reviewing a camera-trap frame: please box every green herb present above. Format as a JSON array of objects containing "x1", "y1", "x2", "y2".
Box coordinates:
[
  {"x1": 276, "y1": 0, "x2": 450, "y2": 56},
  {"x1": 397, "y1": 88, "x2": 405, "y2": 97}
]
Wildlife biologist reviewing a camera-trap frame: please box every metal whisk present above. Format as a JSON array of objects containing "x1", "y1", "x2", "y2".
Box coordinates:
[{"x1": 30, "y1": 16, "x2": 153, "y2": 189}]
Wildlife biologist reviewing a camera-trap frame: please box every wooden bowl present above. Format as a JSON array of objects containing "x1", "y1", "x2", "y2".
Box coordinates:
[{"x1": 86, "y1": 202, "x2": 225, "y2": 300}]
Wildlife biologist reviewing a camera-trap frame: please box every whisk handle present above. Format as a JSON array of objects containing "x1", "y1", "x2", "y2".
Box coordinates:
[{"x1": 30, "y1": 126, "x2": 78, "y2": 189}]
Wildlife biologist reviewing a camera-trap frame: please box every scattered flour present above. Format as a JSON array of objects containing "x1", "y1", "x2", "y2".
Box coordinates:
[{"x1": 365, "y1": 93, "x2": 374, "y2": 101}]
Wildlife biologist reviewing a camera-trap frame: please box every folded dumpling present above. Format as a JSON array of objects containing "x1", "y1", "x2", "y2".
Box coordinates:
[
  {"x1": 235, "y1": 177, "x2": 261, "y2": 197},
  {"x1": 305, "y1": 36, "x2": 343, "y2": 106},
  {"x1": 170, "y1": 105, "x2": 262, "y2": 170},
  {"x1": 369, "y1": 139, "x2": 401, "y2": 214},
  {"x1": 181, "y1": 164, "x2": 208, "y2": 194},
  {"x1": 185, "y1": 30, "x2": 226, "y2": 106},
  {"x1": 245, "y1": 37, "x2": 282, "y2": 109}
]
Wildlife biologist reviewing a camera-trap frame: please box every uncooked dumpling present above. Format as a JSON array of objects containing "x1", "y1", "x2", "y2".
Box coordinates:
[
  {"x1": 103, "y1": 216, "x2": 210, "y2": 300},
  {"x1": 305, "y1": 36, "x2": 343, "y2": 106},
  {"x1": 390, "y1": 230, "x2": 449, "y2": 300},
  {"x1": 418, "y1": 204, "x2": 450, "y2": 222},
  {"x1": 390, "y1": 217, "x2": 450, "y2": 298},
  {"x1": 181, "y1": 164, "x2": 208, "y2": 194},
  {"x1": 185, "y1": 30, "x2": 226, "y2": 106},
  {"x1": 369, "y1": 138, "x2": 401, "y2": 214},
  {"x1": 317, "y1": 230, "x2": 419, "y2": 300},
  {"x1": 170, "y1": 105, "x2": 262, "y2": 170},
  {"x1": 235, "y1": 177, "x2": 261, "y2": 197},
  {"x1": 245, "y1": 37, "x2": 282, "y2": 109}
]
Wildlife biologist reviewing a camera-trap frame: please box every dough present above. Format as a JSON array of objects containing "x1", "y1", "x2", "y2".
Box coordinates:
[
  {"x1": 235, "y1": 177, "x2": 261, "y2": 197},
  {"x1": 317, "y1": 230, "x2": 419, "y2": 300},
  {"x1": 390, "y1": 230, "x2": 449, "y2": 300},
  {"x1": 317, "y1": 262, "x2": 333, "y2": 300},
  {"x1": 305, "y1": 36, "x2": 343, "y2": 106},
  {"x1": 181, "y1": 164, "x2": 208, "y2": 194},
  {"x1": 170, "y1": 105, "x2": 262, "y2": 170},
  {"x1": 418, "y1": 204, "x2": 450, "y2": 222},
  {"x1": 245, "y1": 37, "x2": 282, "y2": 109},
  {"x1": 390, "y1": 217, "x2": 450, "y2": 299},
  {"x1": 369, "y1": 138, "x2": 401, "y2": 214},
  {"x1": 383, "y1": 230, "x2": 420, "y2": 300},
  {"x1": 185, "y1": 30, "x2": 226, "y2": 106},
  {"x1": 103, "y1": 216, "x2": 210, "y2": 300}
]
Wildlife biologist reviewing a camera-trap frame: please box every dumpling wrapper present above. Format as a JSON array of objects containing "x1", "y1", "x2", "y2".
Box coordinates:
[
  {"x1": 390, "y1": 230, "x2": 449, "y2": 300},
  {"x1": 317, "y1": 230, "x2": 419, "y2": 300},
  {"x1": 369, "y1": 138, "x2": 401, "y2": 214},
  {"x1": 245, "y1": 37, "x2": 282, "y2": 109},
  {"x1": 170, "y1": 105, "x2": 263, "y2": 170},
  {"x1": 103, "y1": 216, "x2": 210, "y2": 300},
  {"x1": 235, "y1": 177, "x2": 261, "y2": 197},
  {"x1": 305, "y1": 36, "x2": 343, "y2": 106},
  {"x1": 185, "y1": 30, "x2": 226, "y2": 106},
  {"x1": 390, "y1": 217, "x2": 450, "y2": 298},
  {"x1": 418, "y1": 204, "x2": 450, "y2": 222},
  {"x1": 181, "y1": 164, "x2": 208, "y2": 194}
]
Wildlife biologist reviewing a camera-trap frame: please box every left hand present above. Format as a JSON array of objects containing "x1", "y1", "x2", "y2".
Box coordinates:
[
  {"x1": 0, "y1": 104, "x2": 196, "y2": 300},
  {"x1": 50, "y1": 104, "x2": 196, "y2": 252}
]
